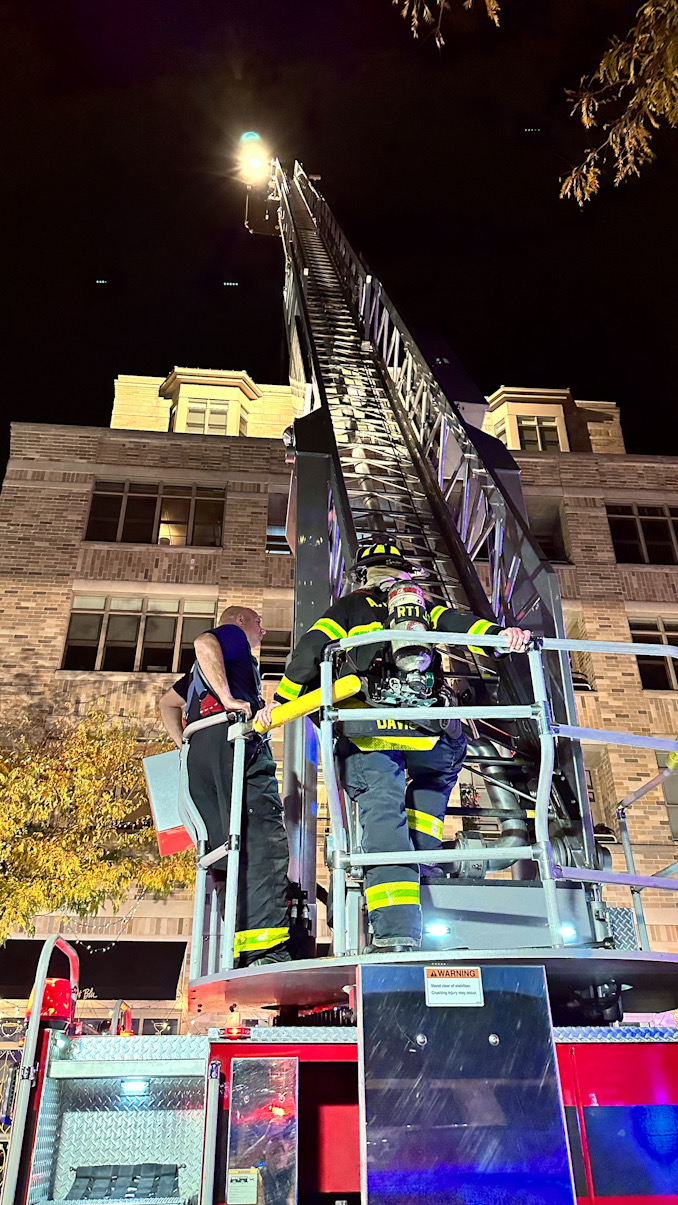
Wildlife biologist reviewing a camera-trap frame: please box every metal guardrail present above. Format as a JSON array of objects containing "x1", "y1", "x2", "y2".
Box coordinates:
[
  {"x1": 0, "y1": 936, "x2": 79, "y2": 1205},
  {"x1": 184, "y1": 631, "x2": 678, "y2": 975}
]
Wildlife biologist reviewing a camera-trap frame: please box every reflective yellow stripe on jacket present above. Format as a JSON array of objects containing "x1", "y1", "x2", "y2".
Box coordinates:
[
  {"x1": 467, "y1": 618, "x2": 496, "y2": 656},
  {"x1": 311, "y1": 617, "x2": 348, "y2": 641},
  {"x1": 351, "y1": 735, "x2": 439, "y2": 751},
  {"x1": 277, "y1": 675, "x2": 303, "y2": 702},
  {"x1": 365, "y1": 881, "x2": 421, "y2": 911},
  {"x1": 348, "y1": 622, "x2": 384, "y2": 638},
  {"x1": 405, "y1": 808, "x2": 444, "y2": 841},
  {"x1": 430, "y1": 605, "x2": 446, "y2": 629},
  {"x1": 234, "y1": 926, "x2": 289, "y2": 955}
]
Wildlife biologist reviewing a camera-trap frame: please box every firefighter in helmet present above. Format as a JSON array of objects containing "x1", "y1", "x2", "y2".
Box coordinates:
[{"x1": 273, "y1": 542, "x2": 531, "y2": 953}]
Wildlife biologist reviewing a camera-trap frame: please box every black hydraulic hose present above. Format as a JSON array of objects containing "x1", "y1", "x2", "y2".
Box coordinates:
[{"x1": 464, "y1": 737, "x2": 536, "y2": 879}]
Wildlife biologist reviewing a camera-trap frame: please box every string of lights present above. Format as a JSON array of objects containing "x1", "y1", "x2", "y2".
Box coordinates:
[{"x1": 64, "y1": 891, "x2": 147, "y2": 953}]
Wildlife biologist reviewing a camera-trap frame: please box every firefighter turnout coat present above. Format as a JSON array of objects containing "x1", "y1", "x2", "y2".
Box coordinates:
[{"x1": 274, "y1": 588, "x2": 501, "y2": 751}]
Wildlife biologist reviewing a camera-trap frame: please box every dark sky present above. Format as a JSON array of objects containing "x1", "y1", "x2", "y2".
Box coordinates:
[{"x1": 2, "y1": 0, "x2": 676, "y2": 468}]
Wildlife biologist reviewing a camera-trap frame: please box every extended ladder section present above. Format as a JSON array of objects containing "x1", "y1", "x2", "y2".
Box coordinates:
[{"x1": 273, "y1": 161, "x2": 597, "y2": 902}]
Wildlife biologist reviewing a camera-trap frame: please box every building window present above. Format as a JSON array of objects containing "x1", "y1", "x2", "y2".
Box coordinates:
[
  {"x1": 266, "y1": 493, "x2": 290, "y2": 554},
  {"x1": 629, "y1": 618, "x2": 678, "y2": 690},
  {"x1": 185, "y1": 399, "x2": 229, "y2": 435},
  {"x1": 61, "y1": 597, "x2": 217, "y2": 673},
  {"x1": 259, "y1": 630, "x2": 292, "y2": 678},
  {"x1": 516, "y1": 416, "x2": 562, "y2": 452},
  {"x1": 85, "y1": 482, "x2": 225, "y2": 547},
  {"x1": 524, "y1": 497, "x2": 567, "y2": 563},
  {"x1": 493, "y1": 422, "x2": 506, "y2": 445},
  {"x1": 657, "y1": 754, "x2": 678, "y2": 840},
  {"x1": 606, "y1": 504, "x2": 678, "y2": 565}
]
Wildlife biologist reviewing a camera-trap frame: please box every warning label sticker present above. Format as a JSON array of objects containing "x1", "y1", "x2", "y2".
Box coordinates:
[
  {"x1": 227, "y1": 1172, "x2": 259, "y2": 1205},
  {"x1": 424, "y1": 966, "x2": 484, "y2": 1007}
]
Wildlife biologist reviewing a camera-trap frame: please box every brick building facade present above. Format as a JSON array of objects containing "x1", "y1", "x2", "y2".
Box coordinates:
[
  {"x1": 2, "y1": 372, "x2": 678, "y2": 1027},
  {"x1": 0, "y1": 368, "x2": 300, "y2": 1030},
  {"x1": 483, "y1": 387, "x2": 678, "y2": 952}
]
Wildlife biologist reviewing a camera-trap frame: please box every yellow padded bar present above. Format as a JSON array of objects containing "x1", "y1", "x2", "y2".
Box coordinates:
[{"x1": 252, "y1": 673, "x2": 362, "y2": 733}]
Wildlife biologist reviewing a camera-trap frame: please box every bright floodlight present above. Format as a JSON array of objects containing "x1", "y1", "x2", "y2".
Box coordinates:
[{"x1": 237, "y1": 133, "x2": 271, "y2": 185}]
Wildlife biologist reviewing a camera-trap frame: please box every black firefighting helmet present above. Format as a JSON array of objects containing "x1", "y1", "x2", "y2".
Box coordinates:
[{"x1": 351, "y1": 542, "x2": 425, "y2": 583}]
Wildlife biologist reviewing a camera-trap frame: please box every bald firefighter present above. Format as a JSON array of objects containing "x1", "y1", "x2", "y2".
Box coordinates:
[{"x1": 273, "y1": 543, "x2": 531, "y2": 953}]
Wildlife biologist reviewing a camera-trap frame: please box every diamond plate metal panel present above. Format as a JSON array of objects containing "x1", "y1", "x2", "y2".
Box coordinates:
[
  {"x1": 29, "y1": 1065, "x2": 61, "y2": 1203},
  {"x1": 61, "y1": 1037, "x2": 209, "y2": 1064},
  {"x1": 50, "y1": 1198, "x2": 182, "y2": 1205},
  {"x1": 247, "y1": 1027, "x2": 357, "y2": 1044},
  {"x1": 29, "y1": 1033, "x2": 208, "y2": 1205},
  {"x1": 608, "y1": 905, "x2": 639, "y2": 951},
  {"x1": 553, "y1": 1026, "x2": 678, "y2": 1043}
]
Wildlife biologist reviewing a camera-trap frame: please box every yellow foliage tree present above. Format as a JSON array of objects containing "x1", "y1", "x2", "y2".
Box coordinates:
[
  {"x1": 0, "y1": 713, "x2": 194, "y2": 944},
  {"x1": 394, "y1": 0, "x2": 678, "y2": 201}
]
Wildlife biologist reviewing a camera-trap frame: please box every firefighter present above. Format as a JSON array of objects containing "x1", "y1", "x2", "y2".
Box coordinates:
[
  {"x1": 182, "y1": 605, "x2": 290, "y2": 967},
  {"x1": 273, "y1": 543, "x2": 531, "y2": 953}
]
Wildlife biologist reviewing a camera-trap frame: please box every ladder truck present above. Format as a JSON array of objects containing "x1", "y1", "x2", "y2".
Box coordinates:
[{"x1": 4, "y1": 161, "x2": 678, "y2": 1205}]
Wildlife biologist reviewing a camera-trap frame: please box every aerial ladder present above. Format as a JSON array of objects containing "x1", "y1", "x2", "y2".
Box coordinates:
[{"x1": 5, "y1": 160, "x2": 678, "y2": 1205}]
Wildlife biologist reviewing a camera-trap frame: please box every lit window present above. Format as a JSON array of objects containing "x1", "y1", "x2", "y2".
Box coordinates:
[
  {"x1": 85, "y1": 482, "x2": 225, "y2": 548},
  {"x1": 606, "y1": 504, "x2": 678, "y2": 565},
  {"x1": 656, "y1": 754, "x2": 678, "y2": 840},
  {"x1": 629, "y1": 618, "x2": 678, "y2": 691},
  {"x1": 516, "y1": 416, "x2": 561, "y2": 452},
  {"x1": 61, "y1": 597, "x2": 217, "y2": 673}
]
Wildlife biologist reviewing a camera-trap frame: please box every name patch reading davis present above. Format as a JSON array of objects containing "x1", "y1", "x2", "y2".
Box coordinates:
[{"x1": 424, "y1": 965, "x2": 484, "y2": 1007}]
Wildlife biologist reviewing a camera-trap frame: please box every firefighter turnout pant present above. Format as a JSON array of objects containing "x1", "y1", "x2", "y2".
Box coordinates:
[
  {"x1": 186, "y1": 728, "x2": 290, "y2": 962},
  {"x1": 337, "y1": 731, "x2": 467, "y2": 944}
]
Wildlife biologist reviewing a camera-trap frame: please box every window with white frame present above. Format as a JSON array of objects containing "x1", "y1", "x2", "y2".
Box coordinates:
[
  {"x1": 185, "y1": 399, "x2": 229, "y2": 436},
  {"x1": 85, "y1": 482, "x2": 225, "y2": 547},
  {"x1": 656, "y1": 753, "x2": 678, "y2": 840},
  {"x1": 516, "y1": 416, "x2": 561, "y2": 452},
  {"x1": 629, "y1": 618, "x2": 678, "y2": 690},
  {"x1": 61, "y1": 597, "x2": 217, "y2": 673},
  {"x1": 606, "y1": 504, "x2": 678, "y2": 565}
]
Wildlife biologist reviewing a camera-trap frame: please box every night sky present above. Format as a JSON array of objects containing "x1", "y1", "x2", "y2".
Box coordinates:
[{"x1": 2, "y1": 0, "x2": 677, "y2": 471}]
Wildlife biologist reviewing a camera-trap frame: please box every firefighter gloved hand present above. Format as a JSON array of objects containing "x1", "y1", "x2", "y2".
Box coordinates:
[{"x1": 501, "y1": 627, "x2": 531, "y2": 653}]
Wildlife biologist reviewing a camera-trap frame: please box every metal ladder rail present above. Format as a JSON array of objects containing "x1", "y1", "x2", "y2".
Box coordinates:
[
  {"x1": 287, "y1": 162, "x2": 596, "y2": 870},
  {"x1": 280, "y1": 172, "x2": 463, "y2": 608}
]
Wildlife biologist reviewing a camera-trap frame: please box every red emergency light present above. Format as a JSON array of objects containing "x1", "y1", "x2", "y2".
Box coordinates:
[
  {"x1": 218, "y1": 1026, "x2": 251, "y2": 1040},
  {"x1": 26, "y1": 978, "x2": 74, "y2": 1025}
]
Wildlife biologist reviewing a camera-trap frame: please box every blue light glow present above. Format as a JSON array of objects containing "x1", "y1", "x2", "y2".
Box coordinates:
[
  {"x1": 240, "y1": 131, "x2": 261, "y2": 143},
  {"x1": 121, "y1": 1078, "x2": 148, "y2": 1095},
  {"x1": 424, "y1": 921, "x2": 450, "y2": 937}
]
